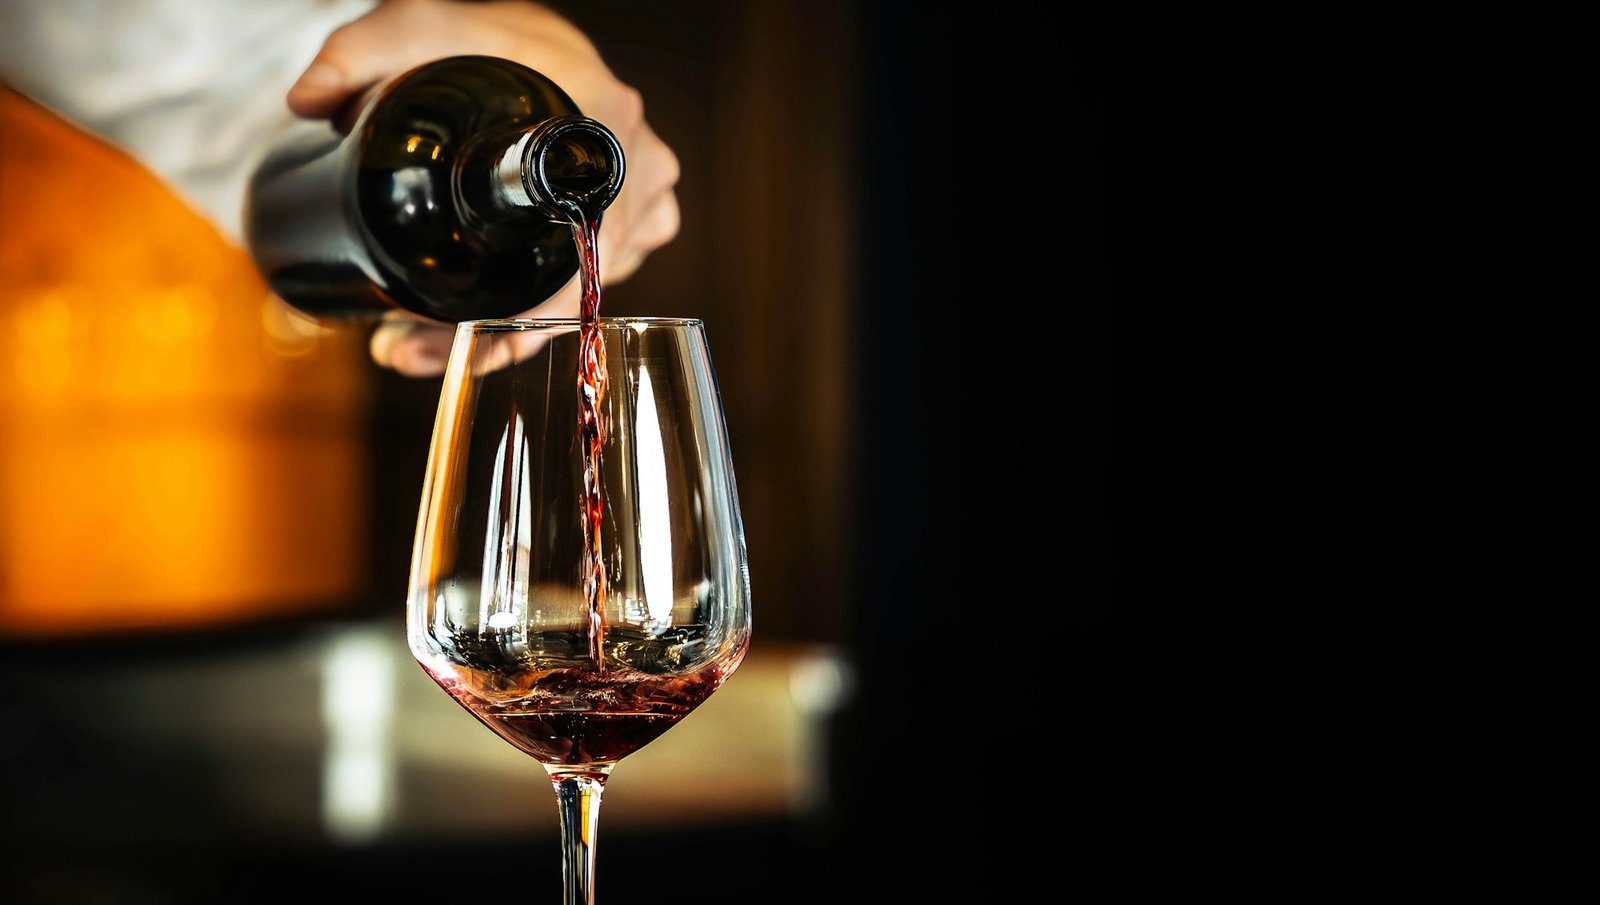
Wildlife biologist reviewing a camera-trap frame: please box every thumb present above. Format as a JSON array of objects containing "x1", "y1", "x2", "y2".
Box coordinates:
[
  {"x1": 286, "y1": 56, "x2": 356, "y2": 119},
  {"x1": 286, "y1": 11, "x2": 424, "y2": 119}
]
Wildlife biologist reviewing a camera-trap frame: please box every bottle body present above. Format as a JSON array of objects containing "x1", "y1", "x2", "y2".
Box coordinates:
[{"x1": 246, "y1": 55, "x2": 623, "y2": 323}]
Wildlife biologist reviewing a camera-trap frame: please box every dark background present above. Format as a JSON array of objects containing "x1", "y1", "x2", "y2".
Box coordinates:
[{"x1": 1, "y1": 2, "x2": 1107, "y2": 900}]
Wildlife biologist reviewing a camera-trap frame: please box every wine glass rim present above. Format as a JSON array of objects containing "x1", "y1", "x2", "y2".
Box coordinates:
[{"x1": 459, "y1": 316, "x2": 703, "y2": 331}]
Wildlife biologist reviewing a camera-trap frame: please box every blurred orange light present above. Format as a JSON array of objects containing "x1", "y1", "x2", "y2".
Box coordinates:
[{"x1": 0, "y1": 89, "x2": 372, "y2": 638}]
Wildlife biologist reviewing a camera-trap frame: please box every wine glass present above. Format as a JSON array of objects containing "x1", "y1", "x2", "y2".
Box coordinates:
[{"x1": 406, "y1": 317, "x2": 751, "y2": 904}]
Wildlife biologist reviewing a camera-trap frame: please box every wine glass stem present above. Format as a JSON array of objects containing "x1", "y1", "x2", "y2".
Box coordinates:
[{"x1": 551, "y1": 770, "x2": 609, "y2": 905}]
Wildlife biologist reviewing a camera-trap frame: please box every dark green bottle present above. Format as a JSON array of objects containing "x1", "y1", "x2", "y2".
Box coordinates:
[{"x1": 245, "y1": 55, "x2": 625, "y2": 323}]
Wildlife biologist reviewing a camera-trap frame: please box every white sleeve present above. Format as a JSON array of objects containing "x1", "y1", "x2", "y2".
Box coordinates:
[{"x1": 0, "y1": 0, "x2": 380, "y2": 246}]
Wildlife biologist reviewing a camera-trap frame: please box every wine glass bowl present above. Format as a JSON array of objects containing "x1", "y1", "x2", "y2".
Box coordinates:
[{"x1": 406, "y1": 317, "x2": 750, "y2": 901}]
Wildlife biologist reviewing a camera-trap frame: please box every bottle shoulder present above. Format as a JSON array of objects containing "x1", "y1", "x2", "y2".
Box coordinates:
[{"x1": 359, "y1": 55, "x2": 583, "y2": 145}]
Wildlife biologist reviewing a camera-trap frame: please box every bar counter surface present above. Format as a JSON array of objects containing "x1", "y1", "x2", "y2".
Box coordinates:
[{"x1": 0, "y1": 614, "x2": 847, "y2": 902}]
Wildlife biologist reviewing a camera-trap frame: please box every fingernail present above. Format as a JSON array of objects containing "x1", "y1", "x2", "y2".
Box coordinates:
[
  {"x1": 369, "y1": 321, "x2": 413, "y2": 366},
  {"x1": 398, "y1": 344, "x2": 447, "y2": 376}
]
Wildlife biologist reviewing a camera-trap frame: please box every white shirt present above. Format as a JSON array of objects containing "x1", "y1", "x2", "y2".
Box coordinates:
[{"x1": 0, "y1": 0, "x2": 379, "y2": 244}]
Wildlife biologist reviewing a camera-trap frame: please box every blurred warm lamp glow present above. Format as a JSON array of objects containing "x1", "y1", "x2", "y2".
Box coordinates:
[{"x1": 0, "y1": 88, "x2": 371, "y2": 638}]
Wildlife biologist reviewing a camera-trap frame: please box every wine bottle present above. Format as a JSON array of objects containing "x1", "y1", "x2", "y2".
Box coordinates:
[{"x1": 244, "y1": 55, "x2": 625, "y2": 323}]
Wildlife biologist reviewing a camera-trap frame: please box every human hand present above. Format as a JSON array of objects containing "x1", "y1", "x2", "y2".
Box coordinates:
[{"x1": 286, "y1": 0, "x2": 681, "y2": 376}]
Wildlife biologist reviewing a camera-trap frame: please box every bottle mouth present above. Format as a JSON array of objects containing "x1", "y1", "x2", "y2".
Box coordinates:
[{"x1": 523, "y1": 116, "x2": 626, "y2": 217}]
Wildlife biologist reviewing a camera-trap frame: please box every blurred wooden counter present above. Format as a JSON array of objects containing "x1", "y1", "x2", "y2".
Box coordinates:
[{"x1": 3, "y1": 616, "x2": 849, "y2": 847}]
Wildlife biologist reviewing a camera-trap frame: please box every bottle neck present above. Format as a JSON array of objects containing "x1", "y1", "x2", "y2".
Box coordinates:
[{"x1": 466, "y1": 116, "x2": 626, "y2": 228}]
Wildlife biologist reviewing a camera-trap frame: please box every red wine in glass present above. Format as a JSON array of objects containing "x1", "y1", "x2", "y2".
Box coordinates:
[{"x1": 408, "y1": 262, "x2": 750, "y2": 905}]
